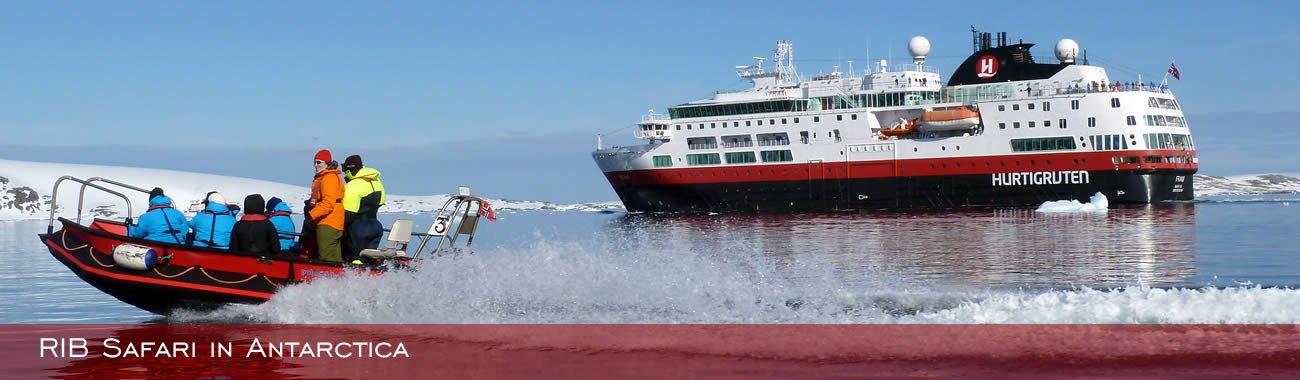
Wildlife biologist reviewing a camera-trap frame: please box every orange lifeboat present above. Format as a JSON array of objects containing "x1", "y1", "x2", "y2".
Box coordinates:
[
  {"x1": 881, "y1": 118, "x2": 918, "y2": 137},
  {"x1": 920, "y1": 107, "x2": 980, "y2": 131}
]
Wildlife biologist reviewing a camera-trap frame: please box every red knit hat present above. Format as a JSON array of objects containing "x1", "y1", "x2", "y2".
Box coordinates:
[{"x1": 314, "y1": 149, "x2": 332, "y2": 162}]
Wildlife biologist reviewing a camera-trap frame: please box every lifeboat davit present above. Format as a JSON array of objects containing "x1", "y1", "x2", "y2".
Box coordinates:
[
  {"x1": 920, "y1": 107, "x2": 981, "y2": 131},
  {"x1": 881, "y1": 118, "x2": 918, "y2": 137}
]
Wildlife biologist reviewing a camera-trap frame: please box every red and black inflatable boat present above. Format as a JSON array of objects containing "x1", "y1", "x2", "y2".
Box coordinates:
[
  {"x1": 39, "y1": 176, "x2": 489, "y2": 315},
  {"x1": 40, "y1": 217, "x2": 349, "y2": 314}
]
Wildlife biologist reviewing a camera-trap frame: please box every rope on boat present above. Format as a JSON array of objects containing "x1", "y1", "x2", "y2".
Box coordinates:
[
  {"x1": 63, "y1": 230, "x2": 116, "y2": 269},
  {"x1": 58, "y1": 230, "x2": 91, "y2": 251},
  {"x1": 263, "y1": 275, "x2": 281, "y2": 288},
  {"x1": 58, "y1": 227, "x2": 279, "y2": 288},
  {"x1": 196, "y1": 267, "x2": 260, "y2": 285},
  {"x1": 152, "y1": 266, "x2": 196, "y2": 279}
]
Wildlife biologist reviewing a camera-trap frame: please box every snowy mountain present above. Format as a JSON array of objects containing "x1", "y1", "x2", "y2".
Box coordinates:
[
  {"x1": 1194, "y1": 174, "x2": 1300, "y2": 196},
  {"x1": 0, "y1": 159, "x2": 623, "y2": 221}
]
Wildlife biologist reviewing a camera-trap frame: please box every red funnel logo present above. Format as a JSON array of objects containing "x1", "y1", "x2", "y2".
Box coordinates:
[{"x1": 976, "y1": 55, "x2": 998, "y2": 79}]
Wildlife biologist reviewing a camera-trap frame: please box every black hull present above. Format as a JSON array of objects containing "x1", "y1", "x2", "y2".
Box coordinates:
[
  {"x1": 49, "y1": 246, "x2": 261, "y2": 314},
  {"x1": 41, "y1": 228, "x2": 277, "y2": 315},
  {"x1": 611, "y1": 170, "x2": 1195, "y2": 213}
]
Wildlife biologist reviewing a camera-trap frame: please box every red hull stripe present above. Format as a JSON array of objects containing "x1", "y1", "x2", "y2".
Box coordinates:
[
  {"x1": 43, "y1": 238, "x2": 274, "y2": 300},
  {"x1": 605, "y1": 150, "x2": 1196, "y2": 186}
]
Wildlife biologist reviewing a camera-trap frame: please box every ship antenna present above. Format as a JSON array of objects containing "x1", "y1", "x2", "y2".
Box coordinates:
[{"x1": 774, "y1": 41, "x2": 799, "y2": 84}]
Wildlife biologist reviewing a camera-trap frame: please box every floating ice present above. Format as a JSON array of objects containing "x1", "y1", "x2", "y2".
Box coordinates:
[{"x1": 1036, "y1": 192, "x2": 1108, "y2": 213}]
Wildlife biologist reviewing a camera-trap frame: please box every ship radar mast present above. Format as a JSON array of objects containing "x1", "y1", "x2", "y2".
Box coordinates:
[
  {"x1": 774, "y1": 41, "x2": 799, "y2": 84},
  {"x1": 738, "y1": 41, "x2": 801, "y2": 87}
]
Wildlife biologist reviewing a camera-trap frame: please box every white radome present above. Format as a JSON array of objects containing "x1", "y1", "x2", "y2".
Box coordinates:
[
  {"x1": 908, "y1": 36, "x2": 931, "y2": 59},
  {"x1": 1055, "y1": 38, "x2": 1079, "y2": 63}
]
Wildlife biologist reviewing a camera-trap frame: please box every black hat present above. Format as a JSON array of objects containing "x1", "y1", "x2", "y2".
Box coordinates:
[
  {"x1": 149, "y1": 187, "x2": 165, "y2": 200},
  {"x1": 243, "y1": 194, "x2": 266, "y2": 215},
  {"x1": 265, "y1": 196, "x2": 284, "y2": 213},
  {"x1": 343, "y1": 155, "x2": 363, "y2": 174}
]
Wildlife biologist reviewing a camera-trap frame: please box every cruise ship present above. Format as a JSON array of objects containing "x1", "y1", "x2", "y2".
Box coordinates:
[{"x1": 592, "y1": 30, "x2": 1197, "y2": 213}]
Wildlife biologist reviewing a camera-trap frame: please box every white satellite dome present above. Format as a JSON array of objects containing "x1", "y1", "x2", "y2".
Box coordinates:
[
  {"x1": 908, "y1": 36, "x2": 931, "y2": 59},
  {"x1": 1055, "y1": 38, "x2": 1080, "y2": 64}
]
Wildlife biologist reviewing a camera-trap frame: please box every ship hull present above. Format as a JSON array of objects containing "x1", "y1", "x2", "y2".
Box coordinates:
[{"x1": 605, "y1": 169, "x2": 1195, "y2": 213}]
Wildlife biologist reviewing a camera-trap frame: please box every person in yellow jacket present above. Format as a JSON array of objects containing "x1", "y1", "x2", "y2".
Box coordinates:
[
  {"x1": 341, "y1": 155, "x2": 385, "y2": 263},
  {"x1": 307, "y1": 149, "x2": 346, "y2": 262}
]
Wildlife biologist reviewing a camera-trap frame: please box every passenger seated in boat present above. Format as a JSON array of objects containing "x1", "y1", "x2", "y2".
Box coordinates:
[
  {"x1": 230, "y1": 194, "x2": 280, "y2": 255},
  {"x1": 127, "y1": 187, "x2": 188, "y2": 244},
  {"x1": 188, "y1": 191, "x2": 237, "y2": 249},
  {"x1": 264, "y1": 196, "x2": 297, "y2": 252}
]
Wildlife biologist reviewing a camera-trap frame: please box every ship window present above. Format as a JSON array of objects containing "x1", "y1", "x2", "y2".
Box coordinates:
[
  {"x1": 852, "y1": 114, "x2": 858, "y2": 120},
  {"x1": 794, "y1": 117, "x2": 800, "y2": 123},
  {"x1": 1071, "y1": 100, "x2": 1080, "y2": 110},
  {"x1": 687, "y1": 124, "x2": 692, "y2": 130},
  {"x1": 1088, "y1": 117, "x2": 1097, "y2": 127},
  {"x1": 837, "y1": 115, "x2": 843, "y2": 121},
  {"x1": 733, "y1": 122, "x2": 739, "y2": 127},
  {"x1": 1126, "y1": 116, "x2": 1137, "y2": 126},
  {"x1": 1029, "y1": 121, "x2": 1036, "y2": 128},
  {"x1": 676, "y1": 125, "x2": 681, "y2": 130},
  {"x1": 770, "y1": 119, "x2": 775, "y2": 125},
  {"x1": 998, "y1": 105, "x2": 1005, "y2": 111},
  {"x1": 999, "y1": 123, "x2": 1006, "y2": 129},
  {"x1": 1059, "y1": 119, "x2": 1067, "y2": 129},
  {"x1": 1044, "y1": 120, "x2": 1051, "y2": 127},
  {"x1": 653, "y1": 155, "x2": 673, "y2": 167},
  {"x1": 1043, "y1": 102, "x2": 1051, "y2": 111},
  {"x1": 725, "y1": 151, "x2": 757, "y2": 164},
  {"x1": 746, "y1": 121, "x2": 751, "y2": 126},
  {"x1": 1010, "y1": 137, "x2": 1077, "y2": 152},
  {"x1": 1111, "y1": 98, "x2": 1121, "y2": 108},
  {"x1": 760, "y1": 150, "x2": 794, "y2": 162},
  {"x1": 814, "y1": 116, "x2": 820, "y2": 122},
  {"x1": 757, "y1": 120, "x2": 763, "y2": 126},
  {"x1": 686, "y1": 153, "x2": 721, "y2": 166},
  {"x1": 1028, "y1": 103, "x2": 1035, "y2": 110},
  {"x1": 1013, "y1": 122, "x2": 1021, "y2": 129}
]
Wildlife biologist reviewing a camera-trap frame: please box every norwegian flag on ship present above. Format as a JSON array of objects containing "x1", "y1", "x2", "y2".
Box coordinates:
[
  {"x1": 1168, "y1": 62, "x2": 1180, "y2": 80},
  {"x1": 479, "y1": 200, "x2": 497, "y2": 223}
]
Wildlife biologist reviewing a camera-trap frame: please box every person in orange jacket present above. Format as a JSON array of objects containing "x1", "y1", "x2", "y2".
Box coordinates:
[{"x1": 307, "y1": 149, "x2": 346, "y2": 262}]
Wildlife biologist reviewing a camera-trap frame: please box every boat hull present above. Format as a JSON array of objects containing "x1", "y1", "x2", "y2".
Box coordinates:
[
  {"x1": 605, "y1": 169, "x2": 1195, "y2": 213},
  {"x1": 40, "y1": 218, "x2": 349, "y2": 314}
]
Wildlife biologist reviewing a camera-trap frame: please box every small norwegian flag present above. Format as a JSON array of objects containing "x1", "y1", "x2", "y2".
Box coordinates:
[
  {"x1": 1168, "y1": 62, "x2": 1180, "y2": 80},
  {"x1": 479, "y1": 200, "x2": 497, "y2": 223}
]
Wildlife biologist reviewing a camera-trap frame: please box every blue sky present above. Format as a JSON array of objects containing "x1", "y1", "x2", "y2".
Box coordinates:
[{"x1": 3, "y1": 1, "x2": 1299, "y2": 201}]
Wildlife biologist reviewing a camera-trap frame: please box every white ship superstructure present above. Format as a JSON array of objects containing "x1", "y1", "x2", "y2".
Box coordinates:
[{"x1": 593, "y1": 30, "x2": 1196, "y2": 212}]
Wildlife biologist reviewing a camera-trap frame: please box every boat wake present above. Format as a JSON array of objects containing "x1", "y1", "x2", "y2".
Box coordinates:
[{"x1": 171, "y1": 234, "x2": 1300, "y2": 324}]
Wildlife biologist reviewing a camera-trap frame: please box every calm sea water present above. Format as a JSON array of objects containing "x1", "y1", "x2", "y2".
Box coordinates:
[{"x1": 3, "y1": 195, "x2": 1299, "y2": 324}]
